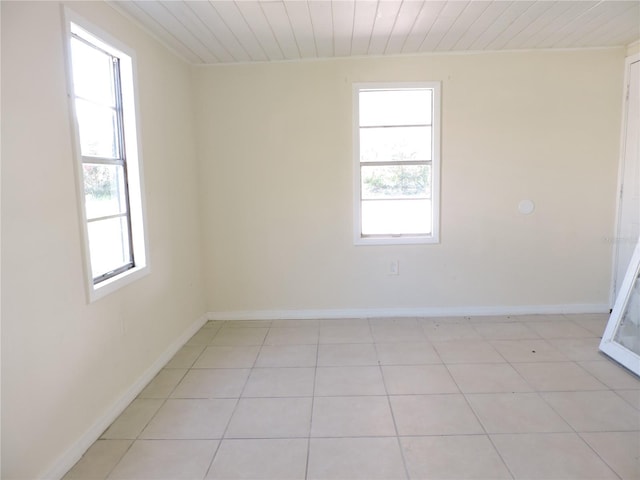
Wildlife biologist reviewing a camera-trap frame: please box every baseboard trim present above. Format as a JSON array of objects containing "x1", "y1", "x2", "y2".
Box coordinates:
[
  {"x1": 43, "y1": 313, "x2": 208, "y2": 480},
  {"x1": 208, "y1": 304, "x2": 609, "y2": 321}
]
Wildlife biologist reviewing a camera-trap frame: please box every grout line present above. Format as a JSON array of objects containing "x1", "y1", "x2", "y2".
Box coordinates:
[
  {"x1": 304, "y1": 322, "x2": 321, "y2": 480},
  {"x1": 367, "y1": 318, "x2": 411, "y2": 480},
  {"x1": 202, "y1": 319, "x2": 264, "y2": 479},
  {"x1": 73, "y1": 316, "x2": 636, "y2": 479},
  {"x1": 441, "y1": 348, "x2": 520, "y2": 479}
]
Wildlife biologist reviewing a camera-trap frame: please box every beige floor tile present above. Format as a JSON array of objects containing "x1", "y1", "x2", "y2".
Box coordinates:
[
  {"x1": 107, "y1": 440, "x2": 217, "y2": 480},
  {"x1": 138, "y1": 369, "x2": 187, "y2": 398},
  {"x1": 526, "y1": 321, "x2": 595, "y2": 339},
  {"x1": 319, "y1": 318, "x2": 369, "y2": 328},
  {"x1": 370, "y1": 325, "x2": 426, "y2": 343},
  {"x1": 432, "y1": 340, "x2": 505, "y2": 364},
  {"x1": 466, "y1": 392, "x2": 571, "y2": 433},
  {"x1": 242, "y1": 367, "x2": 315, "y2": 397},
  {"x1": 547, "y1": 337, "x2": 604, "y2": 361},
  {"x1": 186, "y1": 328, "x2": 219, "y2": 346},
  {"x1": 510, "y1": 314, "x2": 567, "y2": 322},
  {"x1": 203, "y1": 320, "x2": 225, "y2": 329},
  {"x1": 193, "y1": 346, "x2": 260, "y2": 368},
  {"x1": 578, "y1": 360, "x2": 640, "y2": 390},
  {"x1": 206, "y1": 438, "x2": 308, "y2": 479},
  {"x1": 578, "y1": 319, "x2": 608, "y2": 337},
  {"x1": 468, "y1": 315, "x2": 516, "y2": 323},
  {"x1": 317, "y1": 343, "x2": 378, "y2": 366},
  {"x1": 226, "y1": 320, "x2": 272, "y2": 328},
  {"x1": 565, "y1": 314, "x2": 608, "y2": 337},
  {"x1": 491, "y1": 339, "x2": 569, "y2": 362},
  {"x1": 420, "y1": 316, "x2": 472, "y2": 325},
  {"x1": 271, "y1": 318, "x2": 320, "y2": 327},
  {"x1": 580, "y1": 432, "x2": 640, "y2": 480},
  {"x1": 401, "y1": 435, "x2": 511, "y2": 479},
  {"x1": 541, "y1": 391, "x2": 640, "y2": 432},
  {"x1": 382, "y1": 365, "x2": 459, "y2": 394},
  {"x1": 617, "y1": 389, "x2": 640, "y2": 409},
  {"x1": 512, "y1": 362, "x2": 607, "y2": 391},
  {"x1": 140, "y1": 399, "x2": 236, "y2": 439},
  {"x1": 473, "y1": 322, "x2": 540, "y2": 340},
  {"x1": 422, "y1": 323, "x2": 482, "y2": 341},
  {"x1": 170, "y1": 369, "x2": 250, "y2": 398},
  {"x1": 368, "y1": 317, "x2": 419, "y2": 327},
  {"x1": 211, "y1": 327, "x2": 268, "y2": 346},
  {"x1": 447, "y1": 363, "x2": 532, "y2": 393},
  {"x1": 375, "y1": 342, "x2": 441, "y2": 365},
  {"x1": 390, "y1": 394, "x2": 483, "y2": 435},
  {"x1": 101, "y1": 399, "x2": 164, "y2": 439},
  {"x1": 255, "y1": 345, "x2": 317, "y2": 367},
  {"x1": 315, "y1": 366, "x2": 386, "y2": 396},
  {"x1": 63, "y1": 440, "x2": 132, "y2": 480},
  {"x1": 491, "y1": 433, "x2": 618, "y2": 479},
  {"x1": 225, "y1": 397, "x2": 312, "y2": 438},
  {"x1": 318, "y1": 325, "x2": 373, "y2": 344},
  {"x1": 311, "y1": 396, "x2": 396, "y2": 437},
  {"x1": 164, "y1": 345, "x2": 205, "y2": 369},
  {"x1": 264, "y1": 326, "x2": 319, "y2": 345},
  {"x1": 307, "y1": 437, "x2": 406, "y2": 480}
]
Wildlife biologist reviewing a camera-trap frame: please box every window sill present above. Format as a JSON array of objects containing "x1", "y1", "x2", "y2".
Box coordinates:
[
  {"x1": 88, "y1": 264, "x2": 149, "y2": 303},
  {"x1": 354, "y1": 235, "x2": 440, "y2": 246}
]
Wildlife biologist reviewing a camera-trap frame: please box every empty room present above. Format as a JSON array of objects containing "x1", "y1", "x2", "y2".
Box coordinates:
[{"x1": 2, "y1": 1, "x2": 640, "y2": 479}]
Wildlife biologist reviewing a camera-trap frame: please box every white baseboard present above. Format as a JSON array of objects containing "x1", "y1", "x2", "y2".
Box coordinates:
[
  {"x1": 208, "y1": 304, "x2": 609, "y2": 321},
  {"x1": 43, "y1": 314, "x2": 208, "y2": 480}
]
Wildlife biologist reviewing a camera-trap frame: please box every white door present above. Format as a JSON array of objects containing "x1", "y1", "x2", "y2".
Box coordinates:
[{"x1": 612, "y1": 55, "x2": 640, "y2": 304}]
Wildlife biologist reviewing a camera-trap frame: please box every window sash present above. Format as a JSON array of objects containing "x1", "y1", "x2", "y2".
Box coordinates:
[
  {"x1": 355, "y1": 85, "x2": 438, "y2": 242},
  {"x1": 71, "y1": 32, "x2": 135, "y2": 284}
]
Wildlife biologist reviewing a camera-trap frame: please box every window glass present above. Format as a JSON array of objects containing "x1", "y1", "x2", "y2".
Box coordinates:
[
  {"x1": 83, "y1": 164, "x2": 128, "y2": 219},
  {"x1": 87, "y1": 216, "x2": 131, "y2": 278},
  {"x1": 354, "y1": 84, "x2": 440, "y2": 244}
]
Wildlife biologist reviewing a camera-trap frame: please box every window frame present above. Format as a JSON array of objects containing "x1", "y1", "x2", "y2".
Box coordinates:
[
  {"x1": 353, "y1": 82, "x2": 441, "y2": 246},
  {"x1": 64, "y1": 9, "x2": 150, "y2": 302}
]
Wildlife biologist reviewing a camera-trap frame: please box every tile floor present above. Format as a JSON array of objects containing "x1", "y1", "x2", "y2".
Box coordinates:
[{"x1": 63, "y1": 314, "x2": 640, "y2": 480}]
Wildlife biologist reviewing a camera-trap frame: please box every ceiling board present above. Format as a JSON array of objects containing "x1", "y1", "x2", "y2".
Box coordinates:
[{"x1": 110, "y1": 0, "x2": 640, "y2": 65}]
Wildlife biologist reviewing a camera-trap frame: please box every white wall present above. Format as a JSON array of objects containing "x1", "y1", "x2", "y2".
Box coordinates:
[
  {"x1": 1, "y1": 2, "x2": 206, "y2": 478},
  {"x1": 195, "y1": 49, "x2": 625, "y2": 316}
]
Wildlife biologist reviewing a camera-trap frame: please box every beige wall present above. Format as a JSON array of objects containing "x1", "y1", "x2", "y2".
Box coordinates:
[
  {"x1": 627, "y1": 40, "x2": 640, "y2": 56},
  {"x1": 195, "y1": 49, "x2": 625, "y2": 315},
  {"x1": 1, "y1": 2, "x2": 206, "y2": 478}
]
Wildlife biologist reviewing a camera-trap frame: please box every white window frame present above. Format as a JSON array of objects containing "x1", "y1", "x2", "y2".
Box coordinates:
[
  {"x1": 353, "y1": 82, "x2": 441, "y2": 246},
  {"x1": 64, "y1": 9, "x2": 149, "y2": 303}
]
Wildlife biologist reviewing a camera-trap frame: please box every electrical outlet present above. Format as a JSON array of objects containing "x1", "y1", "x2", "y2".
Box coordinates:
[{"x1": 389, "y1": 260, "x2": 399, "y2": 276}]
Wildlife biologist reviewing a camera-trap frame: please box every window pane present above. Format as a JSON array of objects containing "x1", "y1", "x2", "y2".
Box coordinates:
[
  {"x1": 75, "y1": 99, "x2": 119, "y2": 158},
  {"x1": 360, "y1": 126, "x2": 431, "y2": 163},
  {"x1": 88, "y1": 216, "x2": 131, "y2": 279},
  {"x1": 70, "y1": 37, "x2": 115, "y2": 107},
  {"x1": 362, "y1": 164, "x2": 431, "y2": 199},
  {"x1": 613, "y1": 273, "x2": 640, "y2": 354},
  {"x1": 359, "y1": 89, "x2": 432, "y2": 127},
  {"x1": 83, "y1": 164, "x2": 127, "y2": 219},
  {"x1": 361, "y1": 199, "x2": 432, "y2": 236}
]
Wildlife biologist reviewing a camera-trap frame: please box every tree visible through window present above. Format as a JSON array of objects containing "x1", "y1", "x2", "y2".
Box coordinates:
[
  {"x1": 66, "y1": 15, "x2": 148, "y2": 300},
  {"x1": 354, "y1": 83, "x2": 441, "y2": 245}
]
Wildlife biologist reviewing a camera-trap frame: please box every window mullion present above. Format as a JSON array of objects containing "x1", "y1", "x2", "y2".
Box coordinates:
[{"x1": 360, "y1": 160, "x2": 430, "y2": 167}]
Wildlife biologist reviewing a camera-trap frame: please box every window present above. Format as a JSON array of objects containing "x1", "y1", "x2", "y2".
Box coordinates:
[
  {"x1": 353, "y1": 83, "x2": 440, "y2": 245},
  {"x1": 65, "y1": 12, "x2": 148, "y2": 301}
]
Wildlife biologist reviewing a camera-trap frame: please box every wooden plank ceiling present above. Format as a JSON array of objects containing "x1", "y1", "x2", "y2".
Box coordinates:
[{"x1": 110, "y1": 0, "x2": 640, "y2": 64}]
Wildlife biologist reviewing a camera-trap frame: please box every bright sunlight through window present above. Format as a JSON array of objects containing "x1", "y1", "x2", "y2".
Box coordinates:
[
  {"x1": 353, "y1": 83, "x2": 441, "y2": 245},
  {"x1": 67, "y1": 13, "x2": 148, "y2": 302}
]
